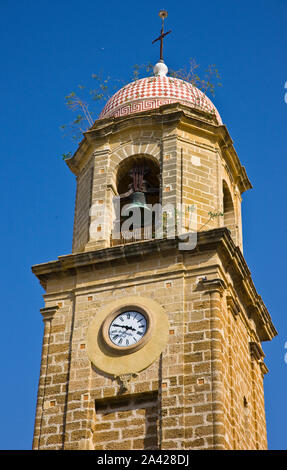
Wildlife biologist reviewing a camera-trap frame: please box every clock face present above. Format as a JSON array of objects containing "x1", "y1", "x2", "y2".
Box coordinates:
[{"x1": 108, "y1": 310, "x2": 147, "y2": 348}]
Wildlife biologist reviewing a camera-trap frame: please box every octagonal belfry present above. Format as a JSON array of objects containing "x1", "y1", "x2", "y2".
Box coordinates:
[{"x1": 32, "y1": 47, "x2": 276, "y2": 450}]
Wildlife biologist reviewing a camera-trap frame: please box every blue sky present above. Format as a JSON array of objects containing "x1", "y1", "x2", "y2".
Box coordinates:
[{"x1": 0, "y1": 0, "x2": 286, "y2": 450}]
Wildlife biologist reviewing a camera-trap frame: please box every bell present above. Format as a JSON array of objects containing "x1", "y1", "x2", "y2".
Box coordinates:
[{"x1": 122, "y1": 192, "x2": 152, "y2": 228}]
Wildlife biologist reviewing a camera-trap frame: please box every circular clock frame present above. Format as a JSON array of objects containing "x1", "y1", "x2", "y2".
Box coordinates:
[
  {"x1": 101, "y1": 305, "x2": 154, "y2": 354},
  {"x1": 86, "y1": 296, "x2": 169, "y2": 377}
]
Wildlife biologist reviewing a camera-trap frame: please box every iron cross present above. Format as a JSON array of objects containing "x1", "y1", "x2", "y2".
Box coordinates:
[{"x1": 152, "y1": 10, "x2": 171, "y2": 62}]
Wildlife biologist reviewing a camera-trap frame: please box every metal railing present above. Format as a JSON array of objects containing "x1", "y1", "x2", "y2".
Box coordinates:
[{"x1": 110, "y1": 227, "x2": 155, "y2": 247}]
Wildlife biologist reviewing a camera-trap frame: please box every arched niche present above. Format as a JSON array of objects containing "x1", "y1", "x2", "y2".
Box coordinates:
[
  {"x1": 111, "y1": 155, "x2": 160, "y2": 244},
  {"x1": 116, "y1": 154, "x2": 160, "y2": 205},
  {"x1": 223, "y1": 180, "x2": 236, "y2": 242}
]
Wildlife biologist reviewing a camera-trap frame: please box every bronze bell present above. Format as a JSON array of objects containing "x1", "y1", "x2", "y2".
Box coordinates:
[{"x1": 122, "y1": 192, "x2": 152, "y2": 228}]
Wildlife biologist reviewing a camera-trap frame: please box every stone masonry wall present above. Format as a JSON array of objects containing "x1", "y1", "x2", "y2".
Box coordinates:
[
  {"x1": 72, "y1": 163, "x2": 93, "y2": 253},
  {"x1": 33, "y1": 246, "x2": 268, "y2": 450}
]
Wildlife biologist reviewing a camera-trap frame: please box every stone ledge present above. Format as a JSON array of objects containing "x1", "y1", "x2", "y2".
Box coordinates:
[
  {"x1": 31, "y1": 228, "x2": 277, "y2": 342},
  {"x1": 32, "y1": 228, "x2": 227, "y2": 279}
]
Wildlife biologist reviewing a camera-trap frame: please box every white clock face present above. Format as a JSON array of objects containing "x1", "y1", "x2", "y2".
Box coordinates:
[{"x1": 108, "y1": 311, "x2": 147, "y2": 347}]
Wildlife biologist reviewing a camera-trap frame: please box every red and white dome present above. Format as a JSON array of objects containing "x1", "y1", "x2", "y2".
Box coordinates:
[{"x1": 99, "y1": 63, "x2": 222, "y2": 124}]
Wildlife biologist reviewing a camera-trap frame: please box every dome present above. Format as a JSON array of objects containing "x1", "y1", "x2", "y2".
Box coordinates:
[{"x1": 99, "y1": 74, "x2": 222, "y2": 124}]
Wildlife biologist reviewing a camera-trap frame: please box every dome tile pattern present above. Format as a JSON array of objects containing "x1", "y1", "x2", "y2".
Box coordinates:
[{"x1": 99, "y1": 76, "x2": 222, "y2": 124}]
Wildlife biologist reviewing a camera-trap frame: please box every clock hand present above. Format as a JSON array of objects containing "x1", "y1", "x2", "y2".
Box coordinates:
[{"x1": 112, "y1": 324, "x2": 137, "y2": 331}]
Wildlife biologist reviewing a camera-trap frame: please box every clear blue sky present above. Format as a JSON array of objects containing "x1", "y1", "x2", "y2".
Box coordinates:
[{"x1": 0, "y1": 0, "x2": 286, "y2": 450}]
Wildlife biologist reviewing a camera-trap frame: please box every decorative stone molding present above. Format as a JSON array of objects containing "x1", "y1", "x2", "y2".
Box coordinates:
[
  {"x1": 65, "y1": 105, "x2": 252, "y2": 196},
  {"x1": 199, "y1": 277, "x2": 226, "y2": 296},
  {"x1": 227, "y1": 294, "x2": 240, "y2": 318},
  {"x1": 249, "y1": 341, "x2": 269, "y2": 376},
  {"x1": 112, "y1": 141, "x2": 160, "y2": 165},
  {"x1": 249, "y1": 341, "x2": 265, "y2": 361},
  {"x1": 40, "y1": 305, "x2": 59, "y2": 322}
]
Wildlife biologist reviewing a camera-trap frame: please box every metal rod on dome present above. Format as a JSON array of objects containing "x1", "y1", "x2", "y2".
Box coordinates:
[{"x1": 152, "y1": 10, "x2": 171, "y2": 62}]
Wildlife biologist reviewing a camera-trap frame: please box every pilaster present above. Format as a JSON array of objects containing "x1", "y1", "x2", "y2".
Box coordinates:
[{"x1": 32, "y1": 306, "x2": 59, "y2": 449}]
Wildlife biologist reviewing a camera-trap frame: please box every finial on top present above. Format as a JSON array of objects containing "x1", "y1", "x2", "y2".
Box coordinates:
[
  {"x1": 152, "y1": 9, "x2": 171, "y2": 68},
  {"x1": 159, "y1": 10, "x2": 168, "y2": 20},
  {"x1": 153, "y1": 61, "x2": 168, "y2": 77}
]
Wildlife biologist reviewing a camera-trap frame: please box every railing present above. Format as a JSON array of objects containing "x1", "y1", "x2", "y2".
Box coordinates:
[
  {"x1": 109, "y1": 224, "x2": 180, "y2": 247},
  {"x1": 110, "y1": 227, "x2": 155, "y2": 247}
]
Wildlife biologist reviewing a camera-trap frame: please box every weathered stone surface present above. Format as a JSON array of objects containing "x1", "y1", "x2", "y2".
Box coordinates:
[{"x1": 32, "y1": 105, "x2": 276, "y2": 451}]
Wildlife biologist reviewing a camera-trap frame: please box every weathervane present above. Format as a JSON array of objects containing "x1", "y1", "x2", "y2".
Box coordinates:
[{"x1": 152, "y1": 10, "x2": 171, "y2": 62}]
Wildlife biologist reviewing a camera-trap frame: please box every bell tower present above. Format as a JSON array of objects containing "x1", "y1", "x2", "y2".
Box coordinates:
[{"x1": 32, "y1": 13, "x2": 276, "y2": 451}]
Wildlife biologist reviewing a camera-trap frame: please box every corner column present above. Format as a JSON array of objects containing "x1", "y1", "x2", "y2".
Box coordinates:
[
  {"x1": 201, "y1": 278, "x2": 227, "y2": 449},
  {"x1": 85, "y1": 148, "x2": 112, "y2": 251},
  {"x1": 32, "y1": 306, "x2": 59, "y2": 449}
]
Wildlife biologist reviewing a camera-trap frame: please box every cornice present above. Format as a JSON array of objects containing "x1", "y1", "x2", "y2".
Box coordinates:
[
  {"x1": 32, "y1": 228, "x2": 277, "y2": 342},
  {"x1": 65, "y1": 103, "x2": 251, "y2": 192},
  {"x1": 67, "y1": 106, "x2": 189, "y2": 173}
]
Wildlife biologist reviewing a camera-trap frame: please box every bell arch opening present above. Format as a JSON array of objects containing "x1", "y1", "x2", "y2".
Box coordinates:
[
  {"x1": 116, "y1": 155, "x2": 160, "y2": 199},
  {"x1": 111, "y1": 155, "x2": 160, "y2": 245},
  {"x1": 223, "y1": 180, "x2": 236, "y2": 242}
]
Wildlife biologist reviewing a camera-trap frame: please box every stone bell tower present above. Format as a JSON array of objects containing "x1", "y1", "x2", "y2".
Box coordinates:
[{"x1": 32, "y1": 14, "x2": 276, "y2": 451}]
